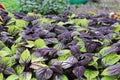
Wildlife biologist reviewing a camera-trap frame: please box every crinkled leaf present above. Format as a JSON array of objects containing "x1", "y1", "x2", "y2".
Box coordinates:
[
  {"x1": 0, "y1": 51, "x2": 10, "y2": 57},
  {"x1": 44, "y1": 38, "x2": 58, "y2": 45},
  {"x1": 72, "y1": 18, "x2": 89, "y2": 27},
  {"x1": 57, "y1": 49, "x2": 71, "y2": 61},
  {"x1": 54, "y1": 43, "x2": 65, "y2": 50},
  {"x1": 6, "y1": 74, "x2": 19, "y2": 80},
  {"x1": 19, "y1": 49, "x2": 31, "y2": 64},
  {"x1": 30, "y1": 62, "x2": 48, "y2": 70},
  {"x1": 88, "y1": 57, "x2": 98, "y2": 68},
  {"x1": 69, "y1": 45, "x2": 81, "y2": 57},
  {"x1": 31, "y1": 54, "x2": 45, "y2": 63},
  {"x1": 62, "y1": 56, "x2": 78, "y2": 69},
  {"x1": 84, "y1": 69, "x2": 99, "y2": 80},
  {"x1": 50, "y1": 65, "x2": 63, "y2": 74},
  {"x1": 80, "y1": 18, "x2": 89, "y2": 27},
  {"x1": 4, "y1": 67, "x2": 15, "y2": 75},
  {"x1": 25, "y1": 41, "x2": 35, "y2": 48},
  {"x1": 36, "y1": 18, "x2": 55, "y2": 25},
  {"x1": 16, "y1": 19, "x2": 28, "y2": 28},
  {"x1": 76, "y1": 38, "x2": 86, "y2": 52},
  {"x1": 98, "y1": 46, "x2": 111, "y2": 57},
  {"x1": 34, "y1": 38, "x2": 47, "y2": 48},
  {"x1": 105, "y1": 47, "x2": 119, "y2": 55},
  {"x1": 72, "y1": 66, "x2": 85, "y2": 78},
  {"x1": 1, "y1": 47, "x2": 12, "y2": 56},
  {"x1": 36, "y1": 67, "x2": 53, "y2": 80},
  {"x1": 15, "y1": 65, "x2": 25, "y2": 74},
  {"x1": 19, "y1": 72, "x2": 32, "y2": 80},
  {"x1": 15, "y1": 37, "x2": 22, "y2": 43},
  {"x1": 101, "y1": 64, "x2": 120, "y2": 76},
  {"x1": 11, "y1": 45, "x2": 16, "y2": 55},
  {"x1": 102, "y1": 53, "x2": 120, "y2": 66},
  {"x1": 0, "y1": 57, "x2": 14, "y2": 67},
  {"x1": 8, "y1": 25, "x2": 15, "y2": 34}
]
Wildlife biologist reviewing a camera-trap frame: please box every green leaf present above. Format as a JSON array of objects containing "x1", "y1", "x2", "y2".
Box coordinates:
[
  {"x1": 76, "y1": 38, "x2": 86, "y2": 52},
  {"x1": 19, "y1": 49, "x2": 31, "y2": 64},
  {"x1": 0, "y1": 41, "x2": 5, "y2": 50},
  {"x1": 57, "y1": 50, "x2": 71, "y2": 60},
  {"x1": 2, "y1": 47, "x2": 12, "y2": 55},
  {"x1": 39, "y1": 18, "x2": 55, "y2": 24},
  {"x1": 69, "y1": 13, "x2": 76, "y2": 19},
  {"x1": 74, "y1": 25, "x2": 88, "y2": 32},
  {"x1": 15, "y1": 65, "x2": 25, "y2": 74},
  {"x1": 15, "y1": 37, "x2": 22, "y2": 43},
  {"x1": 8, "y1": 25, "x2": 15, "y2": 34},
  {"x1": 31, "y1": 54, "x2": 45, "y2": 63},
  {"x1": 30, "y1": 62, "x2": 48, "y2": 70},
  {"x1": 6, "y1": 74, "x2": 19, "y2": 80},
  {"x1": 72, "y1": 18, "x2": 89, "y2": 27},
  {"x1": 88, "y1": 57, "x2": 98, "y2": 68},
  {"x1": 80, "y1": 18, "x2": 89, "y2": 27},
  {"x1": 34, "y1": 38, "x2": 47, "y2": 48},
  {"x1": 102, "y1": 53, "x2": 120, "y2": 66},
  {"x1": 84, "y1": 69, "x2": 99, "y2": 80},
  {"x1": 101, "y1": 76, "x2": 117, "y2": 80},
  {"x1": 98, "y1": 46, "x2": 111, "y2": 57},
  {"x1": 92, "y1": 78, "x2": 97, "y2": 80},
  {"x1": 54, "y1": 43, "x2": 65, "y2": 50},
  {"x1": 19, "y1": 72, "x2": 32, "y2": 80},
  {"x1": 11, "y1": 45, "x2": 16, "y2": 55},
  {"x1": 31, "y1": 78, "x2": 37, "y2": 80},
  {"x1": 27, "y1": 13, "x2": 35, "y2": 16},
  {"x1": 101, "y1": 69, "x2": 109, "y2": 76},
  {"x1": 57, "y1": 22, "x2": 65, "y2": 26},
  {"x1": 16, "y1": 19, "x2": 28, "y2": 28},
  {"x1": 57, "y1": 20, "x2": 74, "y2": 26},
  {"x1": 113, "y1": 24, "x2": 120, "y2": 33},
  {"x1": 0, "y1": 51, "x2": 10, "y2": 57},
  {"x1": 0, "y1": 57, "x2": 14, "y2": 67},
  {"x1": 6, "y1": 18, "x2": 16, "y2": 25},
  {"x1": 25, "y1": 41, "x2": 35, "y2": 48},
  {"x1": 0, "y1": 73, "x2": 3, "y2": 80},
  {"x1": 101, "y1": 64, "x2": 120, "y2": 76},
  {"x1": 102, "y1": 39, "x2": 112, "y2": 46},
  {"x1": 8, "y1": 12, "x2": 14, "y2": 18},
  {"x1": 54, "y1": 75, "x2": 68, "y2": 80}
]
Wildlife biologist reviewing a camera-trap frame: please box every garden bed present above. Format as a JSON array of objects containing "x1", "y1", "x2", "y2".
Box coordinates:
[{"x1": 1, "y1": 9, "x2": 120, "y2": 80}]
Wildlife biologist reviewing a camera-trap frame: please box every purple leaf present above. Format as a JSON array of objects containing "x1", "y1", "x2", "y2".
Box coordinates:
[
  {"x1": 72, "y1": 66, "x2": 85, "y2": 78},
  {"x1": 50, "y1": 65, "x2": 63, "y2": 74},
  {"x1": 69, "y1": 45, "x2": 81, "y2": 57},
  {"x1": 36, "y1": 67, "x2": 53, "y2": 80}
]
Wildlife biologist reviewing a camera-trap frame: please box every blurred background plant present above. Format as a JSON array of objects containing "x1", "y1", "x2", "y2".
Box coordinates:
[
  {"x1": 0, "y1": 0, "x2": 120, "y2": 14},
  {"x1": 19, "y1": 0, "x2": 69, "y2": 14},
  {"x1": 0, "y1": 0, "x2": 20, "y2": 12}
]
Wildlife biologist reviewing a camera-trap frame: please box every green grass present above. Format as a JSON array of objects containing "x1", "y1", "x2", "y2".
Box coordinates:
[{"x1": 0, "y1": 0, "x2": 20, "y2": 12}]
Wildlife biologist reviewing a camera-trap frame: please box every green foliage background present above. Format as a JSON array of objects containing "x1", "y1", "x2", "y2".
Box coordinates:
[
  {"x1": 0, "y1": 0, "x2": 20, "y2": 12},
  {"x1": 19, "y1": 0, "x2": 69, "y2": 14}
]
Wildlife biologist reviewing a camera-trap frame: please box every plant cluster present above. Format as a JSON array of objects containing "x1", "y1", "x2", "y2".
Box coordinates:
[
  {"x1": 19, "y1": 0, "x2": 69, "y2": 14},
  {"x1": 1, "y1": 9, "x2": 120, "y2": 80}
]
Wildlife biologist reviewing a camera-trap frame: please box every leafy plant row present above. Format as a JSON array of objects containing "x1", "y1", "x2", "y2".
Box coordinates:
[
  {"x1": 1, "y1": 9, "x2": 120, "y2": 80},
  {"x1": 19, "y1": 0, "x2": 69, "y2": 14}
]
